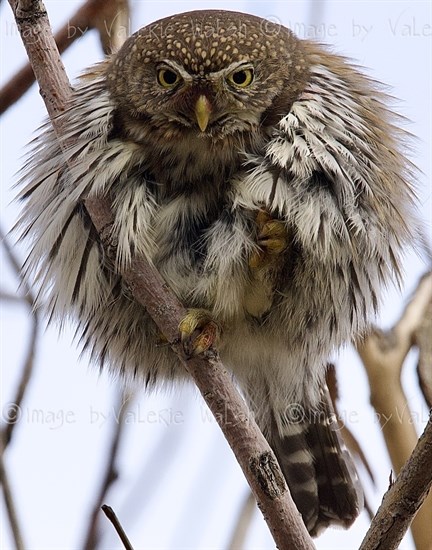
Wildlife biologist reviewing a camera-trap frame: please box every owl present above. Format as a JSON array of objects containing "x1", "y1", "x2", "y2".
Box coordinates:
[{"x1": 17, "y1": 10, "x2": 417, "y2": 536}]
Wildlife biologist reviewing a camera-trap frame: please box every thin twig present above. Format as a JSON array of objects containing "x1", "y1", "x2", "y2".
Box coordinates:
[
  {"x1": 82, "y1": 389, "x2": 132, "y2": 550},
  {"x1": 359, "y1": 411, "x2": 432, "y2": 550},
  {"x1": 0, "y1": 226, "x2": 39, "y2": 450},
  {"x1": 0, "y1": 227, "x2": 38, "y2": 550},
  {"x1": 0, "y1": 224, "x2": 32, "y2": 304},
  {"x1": 0, "y1": 292, "x2": 27, "y2": 303},
  {"x1": 101, "y1": 505, "x2": 134, "y2": 550},
  {"x1": 0, "y1": 449, "x2": 25, "y2": 550},
  {"x1": 2, "y1": 312, "x2": 39, "y2": 449},
  {"x1": 7, "y1": 2, "x2": 315, "y2": 548}
]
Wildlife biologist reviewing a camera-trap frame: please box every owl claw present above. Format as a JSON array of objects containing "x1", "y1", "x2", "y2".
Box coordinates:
[
  {"x1": 178, "y1": 309, "x2": 220, "y2": 357},
  {"x1": 249, "y1": 210, "x2": 288, "y2": 269}
]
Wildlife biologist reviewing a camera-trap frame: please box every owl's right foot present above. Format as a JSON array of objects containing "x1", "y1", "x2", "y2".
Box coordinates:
[
  {"x1": 249, "y1": 210, "x2": 288, "y2": 269},
  {"x1": 178, "y1": 308, "x2": 220, "y2": 357}
]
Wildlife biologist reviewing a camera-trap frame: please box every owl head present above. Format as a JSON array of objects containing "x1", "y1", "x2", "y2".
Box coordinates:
[{"x1": 106, "y1": 10, "x2": 308, "y2": 139}]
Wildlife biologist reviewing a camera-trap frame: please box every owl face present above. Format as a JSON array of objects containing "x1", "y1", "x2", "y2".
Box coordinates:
[
  {"x1": 126, "y1": 57, "x2": 277, "y2": 136},
  {"x1": 106, "y1": 10, "x2": 308, "y2": 140}
]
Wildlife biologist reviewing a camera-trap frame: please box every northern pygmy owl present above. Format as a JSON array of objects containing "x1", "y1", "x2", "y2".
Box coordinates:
[{"x1": 18, "y1": 10, "x2": 418, "y2": 535}]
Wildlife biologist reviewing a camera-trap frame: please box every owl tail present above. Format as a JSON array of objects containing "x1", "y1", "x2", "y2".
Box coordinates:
[{"x1": 269, "y1": 389, "x2": 363, "y2": 536}]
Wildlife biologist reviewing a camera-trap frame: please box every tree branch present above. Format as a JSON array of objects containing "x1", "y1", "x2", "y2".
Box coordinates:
[
  {"x1": 414, "y1": 291, "x2": 432, "y2": 408},
  {"x1": 7, "y1": 1, "x2": 315, "y2": 548},
  {"x1": 359, "y1": 411, "x2": 432, "y2": 550},
  {"x1": 0, "y1": 226, "x2": 39, "y2": 450},
  {"x1": 0, "y1": 449, "x2": 25, "y2": 550},
  {"x1": 101, "y1": 505, "x2": 134, "y2": 550},
  {"x1": 357, "y1": 272, "x2": 432, "y2": 548},
  {"x1": 82, "y1": 389, "x2": 132, "y2": 550},
  {"x1": 0, "y1": 0, "x2": 130, "y2": 115}
]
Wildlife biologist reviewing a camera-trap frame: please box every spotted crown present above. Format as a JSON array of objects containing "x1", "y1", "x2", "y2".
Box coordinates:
[{"x1": 112, "y1": 10, "x2": 297, "y2": 75}]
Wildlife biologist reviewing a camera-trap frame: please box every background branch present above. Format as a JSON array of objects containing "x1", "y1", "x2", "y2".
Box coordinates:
[
  {"x1": 101, "y1": 505, "x2": 134, "y2": 550},
  {"x1": 0, "y1": 451, "x2": 25, "y2": 550},
  {"x1": 0, "y1": 0, "x2": 130, "y2": 115},
  {"x1": 0, "y1": 225, "x2": 39, "y2": 450},
  {"x1": 228, "y1": 491, "x2": 256, "y2": 550},
  {"x1": 414, "y1": 295, "x2": 432, "y2": 408},
  {"x1": 6, "y1": 1, "x2": 315, "y2": 548},
  {"x1": 357, "y1": 272, "x2": 432, "y2": 549},
  {"x1": 359, "y1": 412, "x2": 432, "y2": 550},
  {"x1": 82, "y1": 389, "x2": 133, "y2": 550}
]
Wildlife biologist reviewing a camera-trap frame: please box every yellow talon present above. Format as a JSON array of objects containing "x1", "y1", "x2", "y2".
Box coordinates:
[
  {"x1": 249, "y1": 210, "x2": 289, "y2": 269},
  {"x1": 178, "y1": 309, "x2": 220, "y2": 357}
]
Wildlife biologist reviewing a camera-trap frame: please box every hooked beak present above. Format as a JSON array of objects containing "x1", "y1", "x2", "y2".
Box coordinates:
[{"x1": 194, "y1": 95, "x2": 211, "y2": 132}]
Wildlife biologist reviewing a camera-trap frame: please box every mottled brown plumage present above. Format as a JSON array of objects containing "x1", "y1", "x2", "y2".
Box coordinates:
[{"x1": 17, "y1": 10, "x2": 419, "y2": 536}]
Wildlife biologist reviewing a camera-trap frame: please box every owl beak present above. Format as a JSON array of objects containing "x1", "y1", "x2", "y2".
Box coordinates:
[{"x1": 194, "y1": 95, "x2": 211, "y2": 132}]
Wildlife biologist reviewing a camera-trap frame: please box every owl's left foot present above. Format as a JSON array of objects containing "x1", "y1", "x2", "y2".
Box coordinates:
[
  {"x1": 249, "y1": 210, "x2": 288, "y2": 269},
  {"x1": 178, "y1": 308, "x2": 220, "y2": 357}
]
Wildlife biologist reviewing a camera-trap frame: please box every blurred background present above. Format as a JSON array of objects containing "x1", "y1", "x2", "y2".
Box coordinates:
[{"x1": 1, "y1": 1, "x2": 431, "y2": 549}]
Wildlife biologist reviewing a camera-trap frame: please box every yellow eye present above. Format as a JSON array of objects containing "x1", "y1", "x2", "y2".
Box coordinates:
[
  {"x1": 157, "y1": 68, "x2": 181, "y2": 88},
  {"x1": 227, "y1": 67, "x2": 254, "y2": 88}
]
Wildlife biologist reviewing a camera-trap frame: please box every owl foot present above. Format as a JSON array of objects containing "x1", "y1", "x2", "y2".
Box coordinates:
[
  {"x1": 249, "y1": 210, "x2": 288, "y2": 269},
  {"x1": 178, "y1": 309, "x2": 220, "y2": 356}
]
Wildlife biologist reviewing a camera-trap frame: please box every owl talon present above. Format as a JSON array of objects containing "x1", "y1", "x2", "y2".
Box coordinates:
[
  {"x1": 249, "y1": 210, "x2": 288, "y2": 269},
  {"x1": 179, "y1": 309, "x2": 220, "y2": 356}
]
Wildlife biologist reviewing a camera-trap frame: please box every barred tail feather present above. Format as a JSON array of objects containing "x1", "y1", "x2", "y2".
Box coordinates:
[{"x1": 270, "y1": 388, "x2": 363, "y2": 536}]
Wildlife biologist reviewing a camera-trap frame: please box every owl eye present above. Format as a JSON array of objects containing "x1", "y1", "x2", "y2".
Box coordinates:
[
  {"x1": 227, "y1": 67, "x2": 254, "y2": 88},
  {"x1": 157, "y1": 68, "x2": 181, "y2": 88}
]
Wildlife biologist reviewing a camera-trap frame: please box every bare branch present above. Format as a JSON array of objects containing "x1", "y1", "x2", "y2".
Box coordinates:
[
  {"x1": 359, "y1": 411, "x2": 432, "y2": 550},
  {"x1": 6, "y1": 0, "x2": 71, "y2": 120},
  {"x1": 82, "y1": 389, "x2": 132, "y2": 550},
  {"x1": 414, "y1": 292, "x2": 432, "y2": 407},
  {"x1": 0, "y1": 291, "x2": 27, "y2": 303},
  {"x1": 0, "y1": 224, "x2": 32, "y2": 304},
  {"x1": 357, "y1": 272, "x2": 432, "y2": 548},
  {"x1": 228, "y1": 492, "x2": 256, "y2": 550},
  {"x1": 0, "y1": 226, "x2": 39, "y2": 450},
  {"x1": 0, "y1": 450, "x2": 25, "y2": 550},
  {"x1": 393, "y1": 272, "x2": 432, "y2": 358},
  {"x1": 6, "y1": 2, "x2": 315, "y2": 548},
  {"x1": 2, "y1": 313, "x2": 39, "y2": 449},
  {"x1": 101, "y1": 505, "x2": 134, "y2": 550},
  {"x1": 91, "y1": 0, "x2": 130, "y2": 54},
  {"x1": 0, "y1": 0, "x2": 130, "y2": 115}
]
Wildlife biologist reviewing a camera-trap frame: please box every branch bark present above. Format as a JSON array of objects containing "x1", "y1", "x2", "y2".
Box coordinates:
[
  {"x1": 7, "y1": 1, "x2": 315, "y2": 548},
  {"x1": 357, "y1": 272, "x2": 432, "y2": 549},
  {"x1": 359, "y1": 411, "x2": 432, "y2": 550},
  {"x1": 101, "y1": 505, "x2": 134, "y2": 550},
  {"x1": 0, "y1": 0, "x2": 129, "y2": 115}
]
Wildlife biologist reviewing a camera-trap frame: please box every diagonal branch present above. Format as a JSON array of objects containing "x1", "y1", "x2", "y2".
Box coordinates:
[
  {"x1": 357, "y1": 271, "x2": 432, "y2": 548},
  {"x1": 101, "y1": 505, "x2": 134, "y2": 550},
  {"x1": 0, "y1": 0, "x2": 130, "y2": 115},
  {"x1": 359, "y1": 411, "x2": 432, "y2": 550},
  {"x1": 6, "y1": 1, "x2": 315, "y2": 548},
  {"x1": 0, "y1": 225, "x2": 39, "y2": 451},
  {"x1": 0, "y1": 449, "x2": 25, "y2": 550}
]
